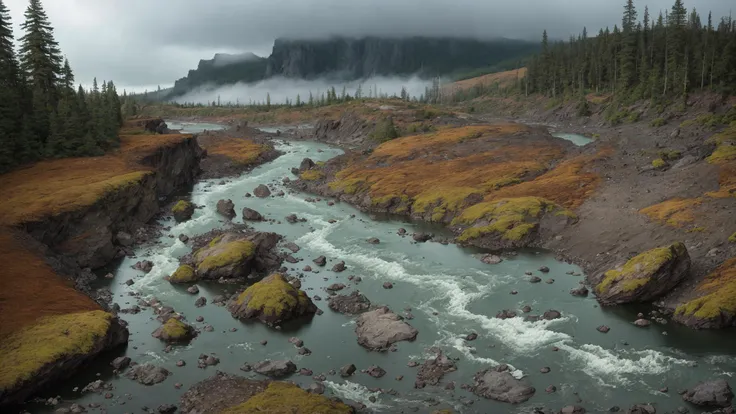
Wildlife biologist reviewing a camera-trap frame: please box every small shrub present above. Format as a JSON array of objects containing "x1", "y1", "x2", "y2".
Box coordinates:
[
  {"x1": 370, "y1": 117, "x2": 400, "y2": 142},
  {"x1": 658, "y1": 150, "x2": 682, "y2": 161},
  {"x1": 576, "y1": 98, "x2": 591, "y2": 117},
  {"x1": 650, "y1": 118, "x2": 667, "y2": 128},
  {"x1": 652, "y1": 158, "x2": 667, "y2": 169},
  {"x1": 626, "y1": 112, "x2": 641, "y2": 123},
  {"x1": 730, "y1": 232, "x2": 736, "y2": 243}
]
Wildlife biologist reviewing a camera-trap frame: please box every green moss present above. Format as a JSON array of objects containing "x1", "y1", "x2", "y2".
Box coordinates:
[
  {"x1": 686, "y1": 227, "x2": 706, "y2": 233},
  {"x1": 172, "y1": 200, "x2": 193, "y2": 214},
  {"x1": 652, "y1": 158, "x2": 667, "y2": 169},
  {"x1": 730, "y1": 232, "x2": 736, "y2": 243},
  {"x1": 236, "y1": 274, "x2": 310, "y2": 317},
  {"x1": 299, "y1": 170, "x2": 324, "y2": 181},
  {"x1": 169, "y1": 265, "x2": 196, "y2": 283},
  {"x1": 596, "y1": 243, "x2": 682, "y2": 294},
  {"x1": 659, "y1": 150, "x2": 682, "y2": 161},
  {"x1": 0, "y1": 310, "x2": 112, "y2": 391},
  {"x1": 412, "y1": 187, "x2": 480, "y2": 222},
  {"x1": 196, "y1": 240, "x2": 256, "y2": 273},
  {"x1": 328, "y1": 178, "x2": 365, "y2": 195},
  {"x1": 707, "y1": 144, "x2": 736, "y2": 164},
  {"x1": 221, "y1": 382, "x2": 352, "y2": 413},
  {"x1": 158, "y1": 318, "x2": 191, "y2": 341},
  {"x1": 650, "y1": 118, "x2": 667, "y2": 128},
  {"x1": 675, "y1": 258, "x2": 736, "y2": 321}
]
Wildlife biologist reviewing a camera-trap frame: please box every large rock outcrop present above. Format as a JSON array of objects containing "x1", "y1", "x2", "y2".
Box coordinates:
[
  {"x1": 595, "y1": 242, "x2": 690, "y2": 305},
  {"x1": 151, "y1": 318, "x2": 197, "y2": 343},
  {"x1": 674, "y1": 257, "x2": 736, "y2": 329},
  {"x1": 471, "y1": 365, "x2": 535, "y2": 404},
  {"x1": 355, "y1": 306, "x2": 418, "y2": 351},
  {"x1": 0, "y1": 311, "x2": 128, "y2": 405},
  {"x1": 190, "y1": 231, "x2": 282, "y2": 280},
  {"x1": 682, "y1": 379, "x2": 734, "y2": 407},
  {"x1": 180, "y1": 372, "x2": 353, "y2": 414},
  {"x1": 414, "y1": 350, "x2": 457, "y2": 388},
  {"x1": 328, "y1": 291, "x2": 371, "y2": 314},
  {"x1": 172, "y1": 200, "x2": 195, "y2": 222},
  {"x1": 227, "y1": 274, "x2": 317, "y2": 326}
]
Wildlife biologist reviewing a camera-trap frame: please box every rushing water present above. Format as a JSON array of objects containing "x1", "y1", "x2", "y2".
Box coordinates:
[
  {"x1": 166, "y1": 120, "x2": 226, "y2": 134},
  {"x1": 29, "y1": 125, "x2": 736, "y2": 414},
  {"x1": 550, "y1": 132, "x2": 593, "y2": 146}
]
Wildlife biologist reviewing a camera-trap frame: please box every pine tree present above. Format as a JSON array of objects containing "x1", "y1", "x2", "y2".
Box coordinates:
[
  {"x1": 0, "y1": 0, "x2": 26, "y2": 170},
  {"x1": 620, "y1": 0, "x2": 639, "y2": 88},
  {"x1": 19, "y1": 0, "x2": 62, "y2": 145}
]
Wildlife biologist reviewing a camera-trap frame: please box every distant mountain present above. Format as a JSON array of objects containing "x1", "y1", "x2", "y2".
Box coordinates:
[{"x1": 168, "y1": 37, "x2": 538, "y2": 98}]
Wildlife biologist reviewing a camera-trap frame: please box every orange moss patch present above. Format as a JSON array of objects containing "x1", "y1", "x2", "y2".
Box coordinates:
[
  {"x1": 0, "y1": 129, "x2": 193, "y2": 226},
  {"x1": 704, "y1": 123, "x2": 736, "y2": 199},
  {"x1": 204, "y1": 137, "x2": 269, "y2": 166},
  {"x1": 0, "y1": 232, "x2": 100, "y2": 339},
  {"x1": 445, "y1": 68, "x2": 528, "y2": 95},
  {"x1": 640, "y1": 198, "x2": 703, "y2": 228}
]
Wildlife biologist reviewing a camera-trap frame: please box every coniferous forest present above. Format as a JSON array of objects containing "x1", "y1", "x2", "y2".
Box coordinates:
[
  {"x1": 0, "y1": 0, "x2": 121, "y2": 173},
  {"x1": 526, "y1": 0, "x2": 736, "y2": 101}
]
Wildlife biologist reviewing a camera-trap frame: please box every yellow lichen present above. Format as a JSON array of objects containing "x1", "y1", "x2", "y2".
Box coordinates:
[
  {"x1": 299, "y1": 170, "x2": 325, "y2": 181},
  {"x1": 640, "y1": 198, "x2": 702, "y2": 228},
  {"x1": 196, "y1": 240, "x2": 256, "y2": 273},
  {"x1": 412, "y1": 187, "x2": 481, "y2": 222},
  {"x1": 596, "y1": 243, "x2": 684, "y2": 294},
  {"x1": 652, "y1": 158, "x2": 667, "y2": 168},
  {"x1": 730, "y1": 232, "x2": 736, "y2": 243},
  {"x1": 169, "y1": 265, "x2": 196, "y2": 283},
  {"x1": 172, "y1": 200, "x2": 193, "y2": 214},
  {"x1": 0, "y1": 310, "x2": 112, "y2": 391},
  {"x1": 221, "y1": 381, "x2": 352, "y2": 413},
  {"x1": 707, "y1": 144, "x2": 736, "y2": 164},
  {"x1": 157, "y1": 318, "x2": 191, "y2": 341},
  {"x1": 675, "y1": 258, "x2": 736, "y2": 321},
  {"x1": 235, "y1": 274, "x2": 310, "y2": 317}
]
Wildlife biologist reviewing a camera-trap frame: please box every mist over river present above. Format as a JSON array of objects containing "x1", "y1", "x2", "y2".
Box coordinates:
[{"x1": 29, "y1": 124, "x2": 736, "y2": 413}]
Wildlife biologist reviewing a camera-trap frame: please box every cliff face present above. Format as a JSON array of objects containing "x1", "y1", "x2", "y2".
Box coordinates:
[
  {"x1": 23, "y1": 137, "x2": 203, "y2": 269},
  {"x1": 265, "y1": 37, "x2": 537, "y2": 79},
  {"x1": 172, "y1": 54, "x2": 268, "y2": 97}
]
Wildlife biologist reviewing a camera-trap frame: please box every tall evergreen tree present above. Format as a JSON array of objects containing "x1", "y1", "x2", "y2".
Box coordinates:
[{"x1": 0, "y1": 0, "x2": 26, "y2": 170}]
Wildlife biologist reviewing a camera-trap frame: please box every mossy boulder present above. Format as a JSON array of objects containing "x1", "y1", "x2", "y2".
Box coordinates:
[
  {"x1": 227, "y1": 274, "x2": 317, "y2": 326},
  {"x1": 221, "y1": 382, "x2": 353, "y2": 413},
  {"x1": 193, "y1": 233, "x2": 257, "y2": 279},
  {"x1": 172, "y1": 200, "x2": 195, "y2": 223},
  {"x1": 674, "y1": 258, "x2": 736, "y2": 329},
  {"x1": 595, "y1": 242, "x2": 690, "y2": 305},
  {"x1": 152, "y1": 318, "x2": 196, "y2": 343},
  {"x1": 168, "y1": 265, "x2": 197, "y2": 283}
]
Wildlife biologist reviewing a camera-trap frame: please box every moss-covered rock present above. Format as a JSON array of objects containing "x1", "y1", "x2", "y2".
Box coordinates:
[
  {"x1": 227, "y1": 274, "x2": 317, "y2": 326},
  {"x1": 595, "y1": 242, "x2": 691, "y2": 305},
  {"x1": 172, "y1": 200, "x2": 195, "y2": 223},
  {"x1": 221, "y1": 382, "x2": 353, "y2": 413},
  {"x1": 674, "y1": 258, "x2": 736, "y2": 329},
  {"x1": 193, "y1": 233, "x2": 257, "y2": 279},
  {"x1": 168, "y1": 265, "x2": 197, "y2": 283},
  {"x1": 0, "y1": 311, "x2": 128, "y2": 405},
  {"x1": 151, "y1": 318, "x2": 196, "y2": 343}
]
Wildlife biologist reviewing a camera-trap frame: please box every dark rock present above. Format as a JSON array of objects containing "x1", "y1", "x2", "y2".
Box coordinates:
[
  {"x1": 412, "y1": 233, "x2": 432, "y2": 243},
  {"x1": 597, "y1": 325, "x2": 611, "y2": 333},
  {"x1": 187, "y1": 285, "x2": 199, "y2": 294},
  {"x1": 340, "y1": 364, "x2": 357, "y2": 377},
  {"x1": 634, "y1": 319, "x2": 651, "y2": 327},
  {"x1": 327, "y1": 283, "x2": 346, "y2": 291},
  {"x1": 299, "y1": 158, "x2": 315, "y2": 172},
  {"x1": 414, "y1": 351, "x2": 457, "y2": 388},
  {"x1": 297, "y1": 347, "x2": 312, "y2": 356},
  {"x1": 134, "y1": 260, "x2": 154, "y2": 273},
  {"x1": 313, "y1": 256, "x2": 327, "y2": 266},
  {"x1": 194, "y1": 297, "x2": 207, "y2": 307},
  {"x1": 299, "y1": 368, "x2": 313, "y2": 376},
  {"x1": 253, "y1": 184, "x2": 271, "y2": 198},
  {"x1": 303, "y1": 265, "x2": 313, "y2": 272},
  {"x1": 682, "y1": 379, "x2": 733, "y2": 407},
  {"x1": 178, "y1": 234, "x2": 189, "y2": 243},
  {"x1": 285, "y1": 214, "x2": 300, "y2": 224},
  {"x1": 125, "y1": 364, "x2": 169, "y2": 385},
  {"x1": 530, "y1": 276, "x2": 542, "y2": 283},
  {"x1": 496, "y1": 310, "x2": 517, "y2": 319},
  {"x1": 570, "y1": 285, "x2": 589, "y2": 296},
  {"x1": 355, "y1": 306, "x2": 418, "y2": 351},
  {"x1": 543, "y1": 310, "x2": 562, "y2": 320},
  {"x1": 546, "y1": 278, "x2": 555, "y2": 284},
  {"x1": 539, "y1": 266, "x2": 550, "y2": 273},
  {"x1": 367, "y1": 238, "x2": 380, "y2": 244},
  {"x1": 465, "y1": 333, "x2": 478, "y2": 341},
  {"x1": 627, "y1": 404, "x2": 656, "y2": 414},
  {"x1": 471, "y1": 364, "x2": 535, "y2": 404},
  {"x1": 367, "y1": 365, "x2": 387, "y2": 378},
  {"x1": 252, "y1": 360, "x2": 297, "y2": 378},
  {"x1": 383, "y1": 282, "x2": 394, "y2": 289},
  {"x1": 522, "y1": 305, "x2": 532, "y2": 313},
  {"x1": 284, "y1": 242, "x2": 300, "y2": 253},
  {"x1": 540, "y1": 367, "x2": 551, "y2": 373},
  {"x1": 116, "y1": 231, "x2": 134, "y2": 247},
  {"x1": 480, "y1": 254, "x2": 503, "y2": 265},
  {"x1": 288, "y1": 337, "x2": 304, "y2": 347},
  {"x1": 559, "y1": 406, "x2": 586, "y2": 414},
  {"x1": 332, "y1": 261, "x2": 346, "y2": 272},
  {"x1": 242, "y1": 207, "x2": 264, "y2": 221},
  {"x1": 284, "y1": 255, "x2": 298, "y2": 263},
  {"x1": 157, "y1": 404, "x2": 177, "y2": 414},
  {"x1": 398, "y1": 228, "x2": 407, "y2": 235},
  {"x1": 546, "y1": 385, "x2": 557, "y2": 393},
  {"x1": 291, "y1": 167, "x2": 300, "y2": 175},
  {"x1": 308, "y1": 382, "x2": 326, "y2": 394},
  {"x1": 216, "y1": 199, "x2": 236, "y2": 219},
  {"x1": 111, "y1": 356, "x2": 131, "y2": 371},
  {"x1": 328, "y1": 291, "x2": 371, "y2": 314}
]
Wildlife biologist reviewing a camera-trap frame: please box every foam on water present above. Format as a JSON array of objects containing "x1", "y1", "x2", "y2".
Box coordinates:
[
  {"x1": 325, "y1": 381, "x2": 389, "y2": 411},
  {"x1": 557, "y1": 342, "x2": 695, "y2": 387}
]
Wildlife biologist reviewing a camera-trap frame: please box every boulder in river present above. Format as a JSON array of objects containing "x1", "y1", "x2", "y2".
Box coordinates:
[
  {"x1": 682, "y1": 379, "x2": 733, "y2": 407},
  {"x1": 355, "y1": 306, "x2": 418, "y2": 351},
  {"x1": 633, "y1": 319, "x2": 651, "y2": 327},
  {"x1": 367, "y1": 238, "x2": 380, "y2": 244},
  {"x1": 626, "y1": 404, "x2": 656, "y2": 414},
  {"x1": 152, "y1": 318, "x2": 197, "y2": 343},
  {"x1": 340, "y1": 364, "x2": 357, "y2": 377},
  {"x1": 111, "y1": 356, "x2": 131, "y2": 371},
  {"x1": 328, "y1": 291, "x2": 371, "y2": 314},
  {"x1": 595, "y1": 242, "x2": 690, "y2": 305},
  {"x1": 134, "y1": 260, "x2": 154, "y2": 273},
  {"x1": 242, "y1": 207, "x2": 264, "y2": 221},
  {"x1": 299, "y1": 158, "x2": 315, "y2": 172},
  {"x1": 570, "y1": 285, "x2": 589, "y2": 297},
  {"x1": 414, "y1": 350, "x2": 457, "y2": 389},
  {"x1": 254, "y1": 184, "x2": 271, "y2": 198},
  {"x1": 125, "y1": 364, "x2": 170, "y2": 385},
  {"x1": 543, "y1": 310, "x2": 562, "y2": 320},
  {"x1": 480, "y1": 254, "x2": 503, "y2": 264},
  {"x1": 252, "y1": 360, "x2": 297, "y2": 378},
  {"x1": 558, "y1": 406, "x2": 586, "y2": 414},
  {"x1": 191, "y1": 232, "x2": 280, "y2": 280},
  {"x1": 332, "y1": 261, "x2": 346, "y2": 272},
  {"x1": 471, "y1": 364, "x2": 535, "y2": 404},
  {"x1": 172, "y1": 200, "x2": 195, "y2": 223},
  {"x1": 366, "y1": 365, "x2": 386, "y2": 378},
  {"x1": 313, "y1": 256, "x2": 327, "y2": 266},
  {"x1": 227, "y1": 274, "x2": 317, "y2": 326},
  {"x1": 413, "y1": 233, "x2": 432, "y2": 243},
  {"x1": 168, "y1": 265, "x2": 198, "y2": 283},
  {"x1": 216, "y1": 199, "x2": 236, "y2": 219}
]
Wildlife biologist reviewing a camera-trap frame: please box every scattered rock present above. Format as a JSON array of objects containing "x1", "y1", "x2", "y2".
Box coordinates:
[
  {"x1": 288, "y1": 337, "x2": 304, "y2": 347},
  {"x1": 111, "y1": 356, "x2": 131, "y2": 371},
  {"x1": 299, "y1": 158, "x2": 315, "y2": 172},
  {"x1": 559, "y1": 406, "x2": 586, "y2": 414},
  {"x1": 313, "y1": 256, "x2": 327, "y2": 266},
  {"x1": 543, "y1": 310, "x2": 562, "y2": 320},
  {"x1": 116, "y1": 231, "x2": 134, "y2": 247},
  {"x1": 355, "y1": 306, "x2": 418, "y2": 351},
  {"x1": 254, "y1": 184, "x2": 271, "y2": 198},
  {"x1": 327, "y1": 283, "x2": 346, "y2": 291},
  {"x1": 471, "y1": 364, "x2": 535, "y2": 404},
  {"x1": 179, "y1": 234, "x2": 189, "y2": 243},
  {"x1": 367, "y1": 365, "x2": 387, "y2": 378},
  {"x1": 540, "y1": 367, "x2": 551, "y2": 374},
  {"x1": 634, "y1": 319, "x2": 651, "y2": 327},
  {"x1": 597, "y1": 325, "x2": 611, "y2": 333},
  {"x1": 194, "y1": 297, "x2": 207, "y2": 307},
  {"x1": 465, "y1": 333, "x2": 478, "y2": 341},
  {"x1": 328, "y1": 291, "x2": 371, "y2": 314},
  {"x1": 134, "y1": 260, "x2": 154, "y2": 273},
  {"x1": 308, "y1": 382, "x2": 326, "y2": 394},
  {"x1": 627, "y1": 404, "x2": 656, "y2": 414},
  {"x1": 414, "y1": 351, "x2": 457, "y2": 388},
  {"x1": 216, "y1": 199, "x2": 236, "y2": 219},
  {"x1": 480, "y1": 254, "x2": 503, "y2": 265},
  {"x1": 538, "y1": 266, "x2": 550, "y2": 273},
  {"x1": 242, "y1": 207, "x2": 264, "y2": 221},
  {"x1": 284, "y1": 242, "x2": 300, "y2": 253},
  {"x1": 546, "y1": 385, "x2": 557, "y2": 393},
  {"x1": 332, "y1": 261, "x2": 346, "y2": 272},
  {"x1": 570, "y1": 285, "x2": 589, "y2": 297},
  {"x1": 682, "y1": 379, "x2": 733, "y2": 407},
  {"x1": 412, "y1": 233, "x2": 432, "y2": 243},
  {"x1": 125, "y1": 364, "x2": 170, "y2": 385},
  {"x1": 172, "y1": 200, "x2": 195, "y2": 223},
  {"x1": 522, "y1": 305, "x2": 532, "y2": 313},
  {"x1": 530, "y1": 276, "x2": 542, "y2": 283},
  {"x1": 398, "y1": 228, "x2": 407, "y2": 236},
  {"x1": 252, "y1": 360, "x2": 297, "y2": 378},
  {"x1": 187, "y1": 285, "x2": 199, "y2": 294},
  {"x1": 157, "y1": 404, "x2": 177, "y2": 414},
  {"x1": 152, "y1": 318, "x2": 197, "y2": 343},
  {"x1": 340, "y1": 364, "x2": 357, "y2": 377},
  {"x1": 227, "y1": 274, "x2": 317, "y2": 326},
  {"x1": 367, "y1": 238, "x2": 380, "y2": 244},
  {"x1": 496, "y1": 310, "x2": 517, "y2": 319}
]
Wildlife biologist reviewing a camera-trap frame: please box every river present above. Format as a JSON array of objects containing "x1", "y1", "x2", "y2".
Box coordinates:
[{"x1": 31, "y1": 124, "x2": 736, "y2": 413}]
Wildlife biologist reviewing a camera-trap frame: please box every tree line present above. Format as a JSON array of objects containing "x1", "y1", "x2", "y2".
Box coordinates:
[
  {"x1": 526, "y1": 0, "x2": 736, "y2": 102},
  {"x1": 0, "y1": 0, "x2": 122, "y2": 173}
]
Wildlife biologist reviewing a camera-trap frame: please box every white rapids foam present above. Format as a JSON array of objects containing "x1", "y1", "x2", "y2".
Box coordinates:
[{"x1": 325, "y1": 381, "x2": 389, "y2": 411}]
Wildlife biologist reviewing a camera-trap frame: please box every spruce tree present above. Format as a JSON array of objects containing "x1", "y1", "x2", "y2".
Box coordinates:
[
  {"x1": 19, "y1": 0, "x2": 62, "y2": 145},
  {"x1": 620, "y1": 0, "x2": 639, "y2": 89},
  {"x1": 0, "y1": 0, "x2": 25, "y2": 170}
]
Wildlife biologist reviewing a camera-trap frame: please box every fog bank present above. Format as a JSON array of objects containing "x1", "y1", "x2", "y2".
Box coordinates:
[{"x1": 172, "y1": 76, "x2": 434, "y2": 105}]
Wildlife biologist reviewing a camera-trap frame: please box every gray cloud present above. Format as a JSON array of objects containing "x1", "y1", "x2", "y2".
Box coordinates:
[{"x1": 5, "y1": 0, "x2": 733, "y2": 90}]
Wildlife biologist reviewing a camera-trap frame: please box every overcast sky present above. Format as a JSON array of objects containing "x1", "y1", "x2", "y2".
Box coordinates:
[{"x1": 4, "y1": 0, "x2": 733, "y2": 91}]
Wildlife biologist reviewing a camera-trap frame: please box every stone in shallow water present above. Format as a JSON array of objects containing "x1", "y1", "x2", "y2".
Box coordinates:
[
  {"x1": 125, "y1": 364, "x2": 170, "y2": 385},
  {"x1": 471, "y1": 364, "x2": 535, "y2": 404},
  {"x1": 682, "y1": 379, "x2": 734, "y2": 407}
]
